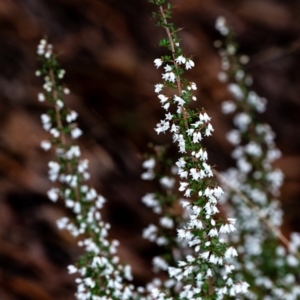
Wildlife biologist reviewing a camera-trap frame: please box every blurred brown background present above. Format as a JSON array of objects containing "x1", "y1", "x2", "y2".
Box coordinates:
[{"x1": 1, "y1": 0, "x2": 300, "y2": 299}]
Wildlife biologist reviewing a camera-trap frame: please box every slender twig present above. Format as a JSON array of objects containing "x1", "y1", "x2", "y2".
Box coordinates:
[
  {"x1": 49, "y1": 69, "x2": 81, "y2": 204},
  {"x1": 159, "y1": 5, "x2": 188, "y2": 128}
]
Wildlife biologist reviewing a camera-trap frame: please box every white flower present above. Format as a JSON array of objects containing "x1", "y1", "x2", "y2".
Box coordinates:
[
  {"x1": 56, "y1": 99, "x2": 64, "y2": 109},
  {"x1": 237, "y1": 158, "x2": 252, "y2": 173},
  {"x1": 45, "y1": 50, "x2": 52, "y2": 59},
  {"x1": 71, "y1": 127, "x2": 83, "y2": 139},
  {"x1": 219, "y1": 222, "x2": 236, "y2": 234},
  {"x1": 226, "y1": 129, "x2": 240, "y2": 145},
  {"x1": 205, "y1": 123, "x2": 214, "y2": 136},
  {"x1": 65, "y1": 145, "x2": 81, "y2": 159},
  {"x1": 142, "y1": 193, "x2": 161, "y2": 213},
  {"x1": 221, "y1": 101, "x2": 236, "y2": 114},
  {"x1": 58, "y1": 69, "x2": 65, "y2": 79},
  {"x1": 177, "y1": 229, "x2": 193, "y2": 240},
  {"x1": 50, "y1": 128, "x2": 59, "y2": 138},
  {"x1": 245, "y1": 142, "x2": 262, "y2": 157},
  {"x1": 153, "y1": 256, "x2": 169, "y2": 271},
  {"x1": 175, "y1": 55, "x2": 186, "y2": 64},
  {"x1": 192, "y1": 132, "x2": 202, "y2": 143},
  {"x1": 225, "y1": 246, "x2": 238, "y2": 259},
  {"x1": 56, "y1": 217, "x2": 69, "y2": 229},
  {"x1": 142, "y1": 158, "x2": 155, "y2": 169},
  {"x1": 159, "y1": 217, "x2": 174, "y2": 229},
  {"x1": 200, "y1": 251, "x2": 210, "y2": 260},
  {"x1": 141, "y1": 170, "x2": 155, "y2": 180},
  {"x1": 287, "y1": 254, "x2": 299, "y2": 267},
  {"x1": 164, "y1": 64, "x2": 172, "y2": 72},
  {"x1": 41, "y1": 114, "x2": 51, "y2": 130},
  {"x1": 218, "y1": 72, "x2": 228, "y2": 82},
  {"x1": 179, "y1": 182, "x2": 189, "y2": 192},
  {"x1": 177, "y1": 134, "x2": 186, "y2": 152},
  {"x1": 95, "y1": 195, "x2": 105, "y2": 209},
  {"x1": 38, "y1": 93, "x2": 45, "y2": 102},
  {"x1": 48, "y1": 161, "x2": 60, "y2": 181},
  {"x1": 234, "y1": 112, "x2": 251, "y2": 131},
  {"x1": 154, "y1": 58, "x2": 163, "y2": 68},
  {"x1": 191, "y1": 82, "x2": 197, "y2": 90},
  {"x1": 185, "y1": 59, "x2": 195, "y2": 70},
  {"x1": 199, "y1": 112, "x2": 210, "y2": 122},
  {"x1": 184, "y1": 188, "x2": 192, "y2": 197},
  {"x1": 40, "y1": 140, "x2": 51, "y2": 151},
  {"x1": 143, "y1": 224, "x2": 158, "y2": 241},
  {"x1": 165, "y1": 112, "x2": 173, "y2": 120},
  {"x1": 163, "y1": 103, "x2": 170, "y2": 110},
  {"x1": 63, "y1": 88, "x2": 70, "y2": 94},
  {"x1": 155, "y1": 84, "x2": 163, "y2": 93},
  {"x1": 67, "y1": 265, "x2": 77, "y2": 274},
  {"x1": 174, "y1": 95, "x2": 185, "y2": 106},
  {"x1": 47, "y1": 188, "x2": 59, "y2": 202},
  {"x1": 176, "y1": 157, "x2": 186, "y2": 168},
  {"x1": 187, "y1": 82, "x2": 197, "y2": 90},
  {"x1": 208, "y1": 228, "x2": 218, "y2": 237},
  {"x1": 181, "y1": 200, "x2": 190, "y2": 209},
  {"x1": 155, "y1": 120, "x2": 170, "y2": 134},
  {"x1": 162, "y1": 72, "x2": 176, "y2": 83},
  {"x1": 66, "y1": 111, "x2": 78, "y2": 123},
  {"x1": 158, "y1": 94, "x2": 168, "y2": 103},
  {"x1": 215, "y1": 16, "x2": 229, "y2": 36},
  {"x1": 228, "y1": 83, "x2": 244, "y2": 100},
  {"x1": 159, "y1": 176, "x2": 175, "y2": 189}
]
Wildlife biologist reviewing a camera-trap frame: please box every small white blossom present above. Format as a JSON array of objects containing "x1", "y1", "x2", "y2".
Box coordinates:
[
  {"x1": 234, "y1": 112, "x2": 251, "y2": 131},
  {"x1": 66, "y1": 111, "x2": 78, "y2": 123},
  {"x1": 40, "y1": 140, "x2": 51, "y2": 151},
  {"x1": 63, "y1": 88, "x2": 70, "y2": 94},
  {"x1": 158, "y1": 94, "x2": 168, "y2": 103},
  {"x1": 154, "y1": 58, "x2": 163, "y2": 68},
  {"x1": 56, "y1": 99, "x2": 64, "y2": 109},
  {"x1": 47, "y1": 188, "x2": 59, "y2": 202},
  {"x1": 175, "y1": 55, "x2": 186, "y2": 64},
  {"x1": 215, "y1": 16, "x2": 229, "y2": 35},
  {"x1": 225, "y1": 246, "x2": 238, "y2": 259},
  {"x1": 68, "y1": 265, "x2": 78, "y2": 274},
  {"x1": 38, "y1": 93, "x2": 45, "y2": 102},
  {"x1": 50, "y1": 128, "x2": 60, "y2": 138},
  {"x1": 142, "y1": 158, "x2": 155, "y2": 169},
  {"x1": 221, "y1": 101, "x2": 236, "y2": 114},
  {"x1": 162, "y1": 71, "x2": 176, "y2": 83},
  {"x1": 226, "y1": 129, "x2": 241, "y2": 145},
  {"x1": 71, "y1": 127, "x2": 83, "y2": 139},
  {"x1": 228, "y1": 83, "x2": 244, "y2": 100},
  {"x1": 155, "y1": 84, "x2": 164, "y2": 93},
  {"x1": 185, "y1": 59, "x2": 195, "y2": 70},
  {"x1": 164, "y1": 64, "x2": 172, "y2": 72}
]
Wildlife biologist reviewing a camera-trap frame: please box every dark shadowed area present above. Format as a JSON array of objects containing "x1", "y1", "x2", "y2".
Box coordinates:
[{"x1": 0, "y1": 0, "x2": 300, "y2": 299}]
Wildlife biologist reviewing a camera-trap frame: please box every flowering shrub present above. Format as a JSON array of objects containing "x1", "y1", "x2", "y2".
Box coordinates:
[
  {"x1": 214, "y1": 17, "x2": 300, "y2": 299},
  {"x1": 35, "y1": 2, "x2": 298, "y2": 300}
]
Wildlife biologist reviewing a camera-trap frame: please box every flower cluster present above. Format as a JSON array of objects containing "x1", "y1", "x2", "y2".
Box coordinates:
[
  {"x1": 215, "y1": 16, "x2": 300, "y2": 299},
  {"x1": 34, "y1": 5, "x2": 291, "y2": 300},
  {"x1": 37, "y1": 39, "x2": 136, "y2": 300},
  {"x1": 141, "y1": 146, "x2": 187, "y2": 297},
  {"x1": 145, "y1": 1, "x2": 249, "y2": 299}
]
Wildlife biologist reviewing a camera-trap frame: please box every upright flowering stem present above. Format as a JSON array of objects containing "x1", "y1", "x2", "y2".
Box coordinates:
[
  {"x1": 149, "y1": 1, "x2": 249, "y2": 298},
  {"x1": 215, "y1": 17, "x2": 300, "y2": 299},
  {"x1": 141, "y1": 147, "x2": 186, "y2": 297},
  {"x1": 37, "y1": 39, "x2": 135, "y2": 300}
]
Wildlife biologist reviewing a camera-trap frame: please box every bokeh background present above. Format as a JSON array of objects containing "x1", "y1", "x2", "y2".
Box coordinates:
[{"x1": 1, "y1": 0, "x2": 300, "y2": 299}]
